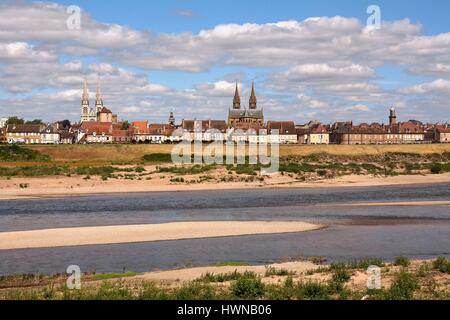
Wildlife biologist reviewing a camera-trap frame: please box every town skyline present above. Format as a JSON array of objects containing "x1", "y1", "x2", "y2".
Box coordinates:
[{"x1": 0, "y1": 1, "x2": 450, "y2": 124}]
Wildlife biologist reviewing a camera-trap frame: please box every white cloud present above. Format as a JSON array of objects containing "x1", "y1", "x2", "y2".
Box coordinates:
[
  {"x1": 0, "y1": 2, "x2": 449, "y2": 124},
  {"x1": 398, "y1": 79, "x2": 450, "y2": 95},
  {"x1": 0, "y1": 42, "x2": 56, "y2": 62}
]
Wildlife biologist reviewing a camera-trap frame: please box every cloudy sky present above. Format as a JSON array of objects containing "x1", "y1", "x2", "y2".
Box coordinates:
[{"x1": 0, "y1": 0, "x2": 449, "y2": 124}]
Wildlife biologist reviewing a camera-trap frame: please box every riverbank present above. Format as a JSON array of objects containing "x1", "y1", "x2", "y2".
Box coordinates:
[
  {"x1": 1, "y1": 258, "x2": 449, "y2": 300},
  {"x1": 1, "y1": 172, "x2": 450, "y2": 200},
  {"x1": 0, "y1": 221, "x2": 322, "y2": 250}
]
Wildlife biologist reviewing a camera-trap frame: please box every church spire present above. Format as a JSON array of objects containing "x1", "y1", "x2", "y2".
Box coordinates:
[
  {"x1": 249, "y1": 81, "x2": 257, "y2": 109},
  {"x1": 95, "y1": 76, "x2": 103, "y2": 112},
  {"x1": 81, "y1": 80, "x2": 89, "y2": 107},
  {"x1": 233, "y1": 81, "x2": 241, "y2": 109}
]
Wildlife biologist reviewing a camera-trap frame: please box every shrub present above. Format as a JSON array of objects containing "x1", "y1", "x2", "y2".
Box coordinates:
[
  {"x1": 394, "y1": 256, "x2": 410, "y2": 267},
  {"x1": 327, "y1": 267, "x2": 351, "y2": 294},
  {"x1": 432, "y1": 256, "x2": 450, "y2": 274},
  {"x1": 234, "y1": 164, "x2": 261, "y2": 176},
  {"x1": 231, "y1": 276, "x2": 265, "y2": 299},
  {"x1": 174, "y1": 282, "x2": 217, "y2": 300},
  {"x1": 142, "y1": 153, "x2": 172, "y2": 163},
  {"x1": 334, "y1": 258, "x2": 384, "y2": 270},
  {"x1": 0, "y1": 166, "x2": 68, "y2": 177},
  {"x1": 134, "y1": 166, "x2": 146, "y2": 173},
  {"x1": 0, "y1": 145, "x2": 50, "y2": 162},
  {"x1": 196, "y1": 270, "x2": 245, "y2": 283},
  {"x1": 430, "y1": 163, "x2": 442, "y2": 174},
  {"x1": 138, "y1": 283, "x2": 170, "y2": 300},
  {"x1": 75, "y1": 166, "x2": 116, "y2": 176},
  {"x1": 295, "y1": 281, "x2": 330, "y2": 300},
  {"x1": 264, "y1": 276, "x2": 295, "y2": 300},
  {"x1": 384, "y1": 271, "x2": 419, "y2": 300},
  {"x1": 264, "y1": 267, "x2": 295, "y2": 277},
  {"x1": 159, "y1": 165, "x2": 215, "y2": 175}
]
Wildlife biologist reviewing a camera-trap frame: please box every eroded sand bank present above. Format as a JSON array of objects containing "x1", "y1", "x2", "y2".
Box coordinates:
[
  {"x1": 0, "y1": 221, "x2": 322, "y2": 250},
  {"x1": 0, "y1": 173, "x2": 449, "y2": 200}
]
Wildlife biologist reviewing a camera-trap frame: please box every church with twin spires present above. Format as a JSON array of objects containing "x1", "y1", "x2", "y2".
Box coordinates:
[
  {"x1": 228, "y1": 82, "x2": 264, "y2": 127},
  {"x1": 80, "y1": 79, "x2": 118, "y2": 123}
]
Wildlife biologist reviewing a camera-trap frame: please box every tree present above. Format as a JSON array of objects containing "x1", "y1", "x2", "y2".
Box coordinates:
[
  {"x1": 25, "y1": 119, "x2": 43, "y2": 124},
  {"x1": 6, "y1": 117, "x2": 25, "y2": 125},
  {"x1": 60, "y1": 120, "x2": 71, "y2": 129},
  {"x1": 121, "y1": 121, "x2": 130, "y2": 130}
]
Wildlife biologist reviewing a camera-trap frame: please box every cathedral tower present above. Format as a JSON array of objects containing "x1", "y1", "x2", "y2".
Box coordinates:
[
  {"x1": 389, "y1": 107, "x2": 397, "y2": 126},
  {"x1": 168, "y1": 112, "x2": 175, "y2": 126},
  {"x1": 81, "y1": 80, "x2": 90, "y2": 121},
  {"x1": 95, "y1": 77, "x2": 104, "y2": 114},
  {"x1": 249, "y1": 81, "x2": 257, "y2": 109},
  {"x1": 233, "y1": 82, "x2": 241, "y2": 109}
]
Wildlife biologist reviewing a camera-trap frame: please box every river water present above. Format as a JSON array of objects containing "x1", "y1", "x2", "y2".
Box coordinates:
[{"x1": 0, "y1": 183, "x2": 449, "y2": 274}]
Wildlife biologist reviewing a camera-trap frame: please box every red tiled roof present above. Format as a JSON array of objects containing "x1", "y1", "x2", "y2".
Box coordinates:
[
  {"x1": 6, "y1": 124, "x2": 45, "y2": 133},
  {"x1": 112, "y1": 129, "x2": 132, "y2": 137},
  {"x1": 79, "y1": 122, "x2": 112, "y2": 134},
  {"x1": 267, "y1": 121, "x2": 296, "y2": 134},
  {"x1": 435, "y1": 125, "x2": 450, "y2": 133}
]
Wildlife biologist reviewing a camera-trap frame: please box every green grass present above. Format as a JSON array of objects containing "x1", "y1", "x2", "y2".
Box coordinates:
[
  {"x1": 0, "y1": 165, "x2": 146, "y2": 178},
  {"x1": 94, "y1": 272, "x2": 143, "y2": 281},
  {"x1": 196, "y1": 270, "x2": 243, "y2": 283},
  {"x1": 2, "y1": 264, "x2": 448, "y2": 300},
  {"x1": 381, "y1": 271, "x2": 419, "y2": 300},
  {"x1": 158, "y1": 164, "x2": 216, "y2": 175},
  {"x1": 329, "y1": 258, "x2": 384, "y2": 271},
  {"x1": 142, "y1": 153, "x2": 173, "y2": 163},
  {"x1": 264, "y1": 267, "x2": 296, "y2": 277},
  {"x1": 230, "y1": 274, "x2": 265, "y2": 299},
  {"x1": 0, "y1": 166, "x2": 69, "y2": 177},
  {"x1": 432, "y1": 256, "x2": 450, "y2": 274},
  {"x1": 394, "y1": 256, "x2": 411, "y2": 267},
  {"x1": 209, "y1": 261, "x2": 249, "y2": 267},
  {"x1": 0, "y1": 145, "x2": 50, "y2": 162}
]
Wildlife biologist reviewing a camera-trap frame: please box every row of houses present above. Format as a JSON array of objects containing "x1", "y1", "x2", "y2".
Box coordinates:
[
  {"x1": 2, "y1": 123, "x2": 74, "y2": 144},
  {"x1": 2, "y1": 111, "x2": 450, "y2": 145},
  {"x1": 68, "y1": 119, "x2": 298, "y2": 144}
]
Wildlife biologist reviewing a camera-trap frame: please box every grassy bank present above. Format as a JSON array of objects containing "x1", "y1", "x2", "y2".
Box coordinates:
[
  {"x1": 21, "y1": 143, "x2": 450, "y2": 165},
  {"x1": 1, "y1": 257, "x2": 449, "y2": 300},
  {"x1": 1, "y1": 145, "x2": 450, "y2": 183}
]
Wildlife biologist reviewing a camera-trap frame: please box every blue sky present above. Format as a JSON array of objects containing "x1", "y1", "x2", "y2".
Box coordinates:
[
  {"x1": 57, "y1": 0, "x2": 448, "y2": 34},
  {"x1": 0, "y1": 0, "x2": 449, "y2": 123}
]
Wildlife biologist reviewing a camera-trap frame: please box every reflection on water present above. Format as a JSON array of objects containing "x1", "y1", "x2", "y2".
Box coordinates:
[{"x1": 0, "y1": 183, "x2": 449, "y2": 274}]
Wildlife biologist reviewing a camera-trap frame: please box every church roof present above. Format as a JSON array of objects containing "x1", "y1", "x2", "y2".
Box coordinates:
[
  {"x1": 182, "y1": 119, "x2": 227, "y2": 132},
  {"x1": 228, "y1": 109, "x2": 264, "y2": 119},
  {"x1": 99, "y1": 107, "x2": 112, "y2": 114}
]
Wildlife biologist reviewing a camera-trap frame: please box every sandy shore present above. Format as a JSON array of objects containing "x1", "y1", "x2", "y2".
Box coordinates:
[
  {"x1": 133, "y1": 261, "x2": 320, "y2": 283},
  {"x1": 0, "y1": 221, "x2": 322, "y2": 250},
  {"x1": 0, "y1": 172, "x2": 449, "y2": 200}
]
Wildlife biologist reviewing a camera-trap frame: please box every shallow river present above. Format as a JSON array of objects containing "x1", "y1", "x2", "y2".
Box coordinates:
[{"x1": 0, "y1": 183, "x2": 449, "y2": 274}]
